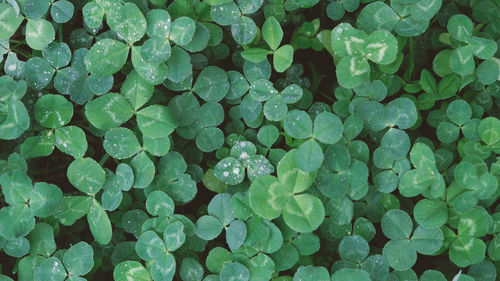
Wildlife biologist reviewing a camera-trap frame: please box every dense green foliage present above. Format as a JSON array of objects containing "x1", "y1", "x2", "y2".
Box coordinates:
[{"x1": 0, "y1": 0, "x2": 500, "y2": 280}]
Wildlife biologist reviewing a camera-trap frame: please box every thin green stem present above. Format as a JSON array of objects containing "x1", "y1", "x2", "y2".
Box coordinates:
[{"x1": 99, "y1": 153, "x2": 110, "y2": 166}]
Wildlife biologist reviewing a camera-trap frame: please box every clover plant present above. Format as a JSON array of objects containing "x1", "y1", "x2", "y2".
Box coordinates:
[{"x1": 0, "y1": 0, "x2": 500, "y2": 280}]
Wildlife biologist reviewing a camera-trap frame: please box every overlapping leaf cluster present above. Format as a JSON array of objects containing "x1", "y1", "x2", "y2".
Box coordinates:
[{"x1": 0, "y1": 0, "x2": 500, "y2": 280}]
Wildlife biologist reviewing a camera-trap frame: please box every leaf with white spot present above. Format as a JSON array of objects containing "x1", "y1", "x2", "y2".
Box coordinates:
[
  {"x1": 0, "y1": 3, "x2": 23, "y2": 39},
  {"x1": 365, "y1": 30, "x2": 398, "y2": 65},
  {"x1": 282, "y1": 193, "x2": 325, "y2": 233},
  {"x1": 137, "y1": 104, "x2": 177, "y2": 138},
  {"x1": 106, "y1": 2, "x2": 146, "y2": 44},
  {"x1": 67, "y1": 158, "x2": 105, "y2": 195},
  {"x1": 449, "y1": 236, "x2": 485, "y2": 267},
  {"x1": 164, "y1": 221, "x2": 185, "y2": 251},
  {"x1": 135, "y1": 230, "x2": 166, "y2": 261},
  {"x1": 248, "y1": 175, "x2": 292, "y2": 220},
  {"x1": 331, "y1": 23, "x2": 368, "y2": 57},
  {"x1": 84, "y1": 39, "x2": 129, "y2": 76},
  {"x1": 55, "y1": 126, "x2": 87, "y2": 158},
  {"x1": 26, "y1": 19, "x2": 55, "y2": 50},
  {"x1": 447, "y1": 14, "x2": 473, "y2": 42},
  {"x1": 114, "y1": 261, "x2": 151, "y2": 281},
  {"x1": 336, "y1": 56, "x2": 370, "y2": 89},
  {"x1": 84, "y1": 93, "x2": 134, "y2": 131}
]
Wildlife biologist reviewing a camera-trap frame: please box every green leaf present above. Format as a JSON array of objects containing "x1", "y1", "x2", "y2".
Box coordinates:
[
  {"x1": 82, "y1": 2, "x2": 103, "y2": 28},
  {"x1": 34, "y1": 94, "x2": 73, "y2": 128},
  {"x1": 277, "y1": 150, "x2": 317, "y2": 193},
  {"x1": 331, "y1": 23, "x2": 367, "y2": 57},
  {"x1": 131, "y1": 151, "x2": 155, "y2": 189},
  {"x1": 413, "y1": 199, "x2": 448, "y2": 229},
  {"x1": 114, "y1": 261, "x2": 150, "y2": 281},
  {"x1": 196, "y1": 127, "x2": 224, "y2": 152},
  {"x1": 146, "y1": 190, "x2": 175, "y2": 217},
  {"x1": 293, "y1": 266, "x2": 330, "y2": 281},
  {"x1": 26, "y1": 19, "x2": 55, "y2": 50},
  {"x1": 121, "y1": 70, "x2": 154, "y2": 110},
  {"x1": 170, "y1": 16, "x2": 196, "y2": 46},
  {"x1": 273, "y1": 44, "x2": 294, "y2": 73},
  {"x1": 356, "y1": 2, "x2": 398, "y2": 33},
  {"x1": 410, "y1": 226, "x2": 443, "y2": 255},
  {"x1": 385, "y1": 97, "x2": 418, "y2": 129},
  {"x1": 164, "y1": 221, "x2": 185, "y2": 251},
  {"x1": 478, "y1": 117, "x2": 500, "y2": 145},
  {"x1": 262, "y1": 16, "x2": 283, "y2": 50},
  {"x1": 257, "y1": 125, "x2": 279, "y2": 147},
  {"x1": 30, "y1": 182, "x2": 62, "y2": 218},
  {"x1": 0, "y1": 205, "x2": 35, "y2": 240},
  {"x1": 55, "y1": 126, "x2": 87, "y2": 158},
  {"x1": 84, "y1": 93, "x2": 134, "y2": 130},
  {"x1": 447, "y1": 14, "x2": 473, "y2": 42},
  {"x1": 282, "y1": 193, "x2": 325, "y2": 233},
  {"x1": 20, "y1": 130, "x2": 54, "y2": 158},
  {"x1": 313, "y1": 112, "x2": 343, "y2": 144},
  {"x1": 107, "y1": 2, "x2": 146, "y2": 44},
  {"x1": 284, "y1": 110, "x2": 313, "y2": 139},
  {"x1": 214, "y1": 157, "x2": 245, "y2": 185},
  {"x1": 263, "y1": 95, "x2": 287, "y2": 121},
  {"x1": 0, "y1": 3, "x2": 23, "y2": 39},
  {"x1": 450, "y1": 236, "x2": 486, "y2": 267},
  {"x1": 477, "y1": 58, "x2": 500, "y2": 85},
  {"x1": 180, "y1": 257, "x2": 204, "y2": 281},
  {"x1": 420, "y1": 69, "x2": 437, "y2": 94},
  {"x1": 84, "y1": 39, "x2": 129, "y2": 76},
  {"x1": 51, "y1": 0, "x2": 74, "y2": 23},
  {"x1": 87, "y1": 199, "x2": 112, "y2": 245},
  {"x1": 34, "y1": 257, "x2": 66, "y2": 281},
  {"x1": 146, "y1": 9, "x2": 171, "y2": 38},
  {"x1": 0, "y1": 169, "x2": 32, "y2": 205},
  {"x1": 365, "y1": 30, "x2": 398, "y2": 65},
  {"x1": 103, "y1": 127, "x2": 141, "y2": 159},
  {"x1": 330, "y1": 268, "x2": 371, "y2": 281},
  {"x1": 193, "y1": 66, "x2": 229, "y2": 102},
  {"x1": 141, "y1": 37, "x2": 171, "y2": 64},
  {"x1": 458, "y1": 207, "x2": 493, "y2": 237},
  {"x1": 0, "y1": 100, "x2": 30, "y2": 140},
  {"x1": 53, "y1": 196, "x2": 92, "y2": 226},
  {"x1": 231, "y1": 16, "x2": 257, "y2": 45},
  {"x1": 131, "y1": 46, "x2": 169, "y2": 85},
  {"x1": 195, "y1": 215, "x2": 223, "y2": 240},
  {"x1": 249, "y1": 175, "x2": 291, "y2": 219},
  {"x1": 450, "y1": 46, "x2": 475, "y2": 76},
  {"x1": 135, "y1": 231, "x2": 166, "y2": 261},
  {"x1": 339, "y1": 235, "x2": 369, "y2": 263},
  {"x1": 67, "y1": 158, "x2": 105, "y2": 195},
  {"x1": 25, "y1": 57, "x2": 55, "y2": 90},
  {"x1": 226, "y1": 220, "x2": 247, "y2": 251},
  {"x1": 381, "y1": 209, "x2": 413, "y2": 240},
  {"x1": 150, "y1": 253, "x2": 176, "y2": 281},
  {"x1": 336, "y1": 56, "x2": 370, "y2": 89},
  {"x1": 241, "y1": 48, "x2": 272, "y2": 62},
  {"x1": 63, "y1": 242, "x2": 94, "y2": 276},
  {"x1": 27, "y1": 223, "x2": 56, "y2": 257},
  {"x1": 296, "y1": 139, "x2": 323, "y2": 172},
  {"x1": 249, "y1": 79, "x2": 278, "y2": 101},
  {"x1": 382, "y1": 239, "x2": 416, "y2": 271},
  {"x1": 220, "y1": 262, "x2": 250, "y2": 281}
]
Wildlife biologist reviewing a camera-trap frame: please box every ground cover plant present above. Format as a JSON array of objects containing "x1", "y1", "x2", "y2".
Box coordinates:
[{"x1": 0, "y1": 0, "x2": 499, "y2": 280}]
